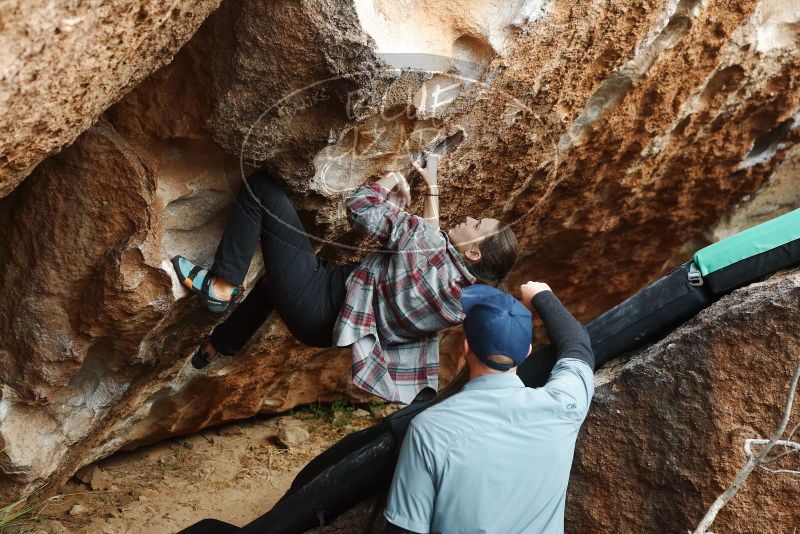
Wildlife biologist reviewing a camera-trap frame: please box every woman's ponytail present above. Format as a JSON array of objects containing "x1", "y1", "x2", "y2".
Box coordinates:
[{"x1": 469, "y1": 225, "x2": 518, "y2": 290}]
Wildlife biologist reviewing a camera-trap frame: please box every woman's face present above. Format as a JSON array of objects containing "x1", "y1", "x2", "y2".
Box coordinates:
[{"x1": 448, "y1": 216, "x2": 501, "y2": 249}]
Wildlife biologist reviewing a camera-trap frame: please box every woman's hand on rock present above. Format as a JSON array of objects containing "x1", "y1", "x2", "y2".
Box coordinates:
[{"x1": 412, "y1": 154, "x2": 441, "y2": 191}]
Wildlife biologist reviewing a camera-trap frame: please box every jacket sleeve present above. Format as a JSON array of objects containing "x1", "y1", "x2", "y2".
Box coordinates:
[
  {"x1": 532, "y1": 291, "x2": 595, "y2": 419},
  {"x1": 531, "y1": 291, "x2": 594, "y2": 370},
  {"x1": 347, "y1": 181, "x2": 421, "y2": 250}
]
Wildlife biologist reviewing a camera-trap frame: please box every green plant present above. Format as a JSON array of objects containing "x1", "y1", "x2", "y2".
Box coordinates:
[
  {"x1": 331, "y1": 399, "x2": 357, "y2": 428},
  {"x1": 291, "y1": 401, "x2": 333, "y2": 421},
  {"x1": 366, "y1": 397, "x2": 386, "y2": 415},
  {"x1": 331, "y1": 399, "x2": 354, "y2": 415},
  {"x1": 291, "y1": 399, "x2": 374, "y2": 427},
  {"x1": 0, "y1": 497, "x2": 41, "y2": 530},
  {"x1": 0, "y1": 449, "x2": 44, "y2": 530}
]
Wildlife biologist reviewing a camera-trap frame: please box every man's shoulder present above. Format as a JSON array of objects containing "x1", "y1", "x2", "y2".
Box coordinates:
[
  {"x1": 408, "y1": 394, "x2": 470, "y2": 437},
  {"x1": 540, "y1": 358, "x2": 595, "y2": 420},
  {"x1": 409, "y1": 399, "x2": 452, "y2": 429},
  {"x1": 546, "y1": 358, "x2": 595, "y2": 388},
  {"x1": 410, "y1": 386, "x2": 512, "y2": 434}
]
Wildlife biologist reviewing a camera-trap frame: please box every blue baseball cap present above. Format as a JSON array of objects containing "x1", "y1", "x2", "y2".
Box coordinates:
[{"x1": 460, "y1": 284, "x2": 533, "y2": 371}]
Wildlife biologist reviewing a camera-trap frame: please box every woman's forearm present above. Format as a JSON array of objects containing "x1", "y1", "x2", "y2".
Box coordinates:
[
  {"x1": 422, "y1": 185, "x2": 439, "y2": 229},
  {"x1": 413, "y1": 156, "x2": 440, "y2": 229},
  {"x1": 376, "y1": 172, "x2": 400, "y2": 191}
]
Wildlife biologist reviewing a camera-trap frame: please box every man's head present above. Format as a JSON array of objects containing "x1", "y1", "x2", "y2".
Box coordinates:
[
  {"x1": 448, "y1": 217, "x2": 518, "y2": 287},
  {"x1": 460, "y1": 284, "x2": 532, "y2": 376}
]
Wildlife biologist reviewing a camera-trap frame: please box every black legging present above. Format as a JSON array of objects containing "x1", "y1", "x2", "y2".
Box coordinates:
[{"x1": 209, "y1": 171, "x2": 357, "y2": 354}]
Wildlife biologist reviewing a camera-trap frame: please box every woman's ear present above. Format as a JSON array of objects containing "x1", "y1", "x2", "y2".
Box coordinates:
[{"x1": 464, "y1": 247, "x2": 482, "y2": 263}]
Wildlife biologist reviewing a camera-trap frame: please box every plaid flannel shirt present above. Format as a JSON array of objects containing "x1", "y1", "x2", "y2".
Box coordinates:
[{"x1": 332, "y1": 181, "x2": 475, "y2": 403}]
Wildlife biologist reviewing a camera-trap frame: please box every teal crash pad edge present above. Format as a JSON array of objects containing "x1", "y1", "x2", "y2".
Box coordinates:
[{"x1": 694, "y1": 208, "x2": 800, "y2": 275}]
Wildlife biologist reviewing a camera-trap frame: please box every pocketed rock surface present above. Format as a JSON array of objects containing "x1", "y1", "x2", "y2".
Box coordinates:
[
  {"x1": 0, "y1": 0, "x2": 221, "y2": 197},
  {"x1": 1, "y1": 0, "x2": 800, "y2": 517}
]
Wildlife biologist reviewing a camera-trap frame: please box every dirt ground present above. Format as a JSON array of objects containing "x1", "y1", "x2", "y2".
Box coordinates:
[{"x1": 5, "y1": 402, "x2": 393, "y2": 534}]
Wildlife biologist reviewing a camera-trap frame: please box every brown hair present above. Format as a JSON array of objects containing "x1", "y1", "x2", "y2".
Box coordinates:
[{"x1": 468, "y1": 225, "x2": 518, "y2": 290}]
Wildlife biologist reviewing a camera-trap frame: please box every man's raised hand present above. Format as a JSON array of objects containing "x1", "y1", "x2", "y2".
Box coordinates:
[{"x1": 520, "y1": 281, "x2": 552, "y2": 310}]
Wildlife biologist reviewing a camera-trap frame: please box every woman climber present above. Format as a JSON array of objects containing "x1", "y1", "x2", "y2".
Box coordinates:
[{"x1": 171, "y1": 154, "x2": 518, "y2": 403}]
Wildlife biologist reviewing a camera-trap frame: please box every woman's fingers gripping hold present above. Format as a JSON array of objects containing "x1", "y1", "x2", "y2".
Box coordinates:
[{"x1": 412, "y1": 155, "x2": 441, "y2": 188}]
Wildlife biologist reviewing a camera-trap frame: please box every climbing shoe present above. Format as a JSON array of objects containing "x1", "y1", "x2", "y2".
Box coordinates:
[{"x1": 171, "y1": 255, "x2": 239, "y2": 313}]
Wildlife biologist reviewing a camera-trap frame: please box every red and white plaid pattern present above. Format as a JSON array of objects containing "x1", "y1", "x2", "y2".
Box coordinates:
[{"x1": 333, "y1": 182, "x2": 475, "y2": 403}]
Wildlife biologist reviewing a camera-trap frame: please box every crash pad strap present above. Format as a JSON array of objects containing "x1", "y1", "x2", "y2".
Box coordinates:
[{"x1": 693, "y1": 208, "x2": 800, "y2": 276}]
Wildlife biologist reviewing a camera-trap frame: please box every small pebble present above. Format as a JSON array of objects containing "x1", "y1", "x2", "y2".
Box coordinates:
[
  {"x1": 276, "y1": 425, "x2": 310, "y2": 448},
  {"x1": 69, "y1": 504, "x2": 87, "y2": 516}
]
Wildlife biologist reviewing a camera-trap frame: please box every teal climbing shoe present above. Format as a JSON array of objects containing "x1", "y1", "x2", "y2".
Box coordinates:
[{"x1": 171, "y1": 255, "x2": 239, "y2": 313}]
